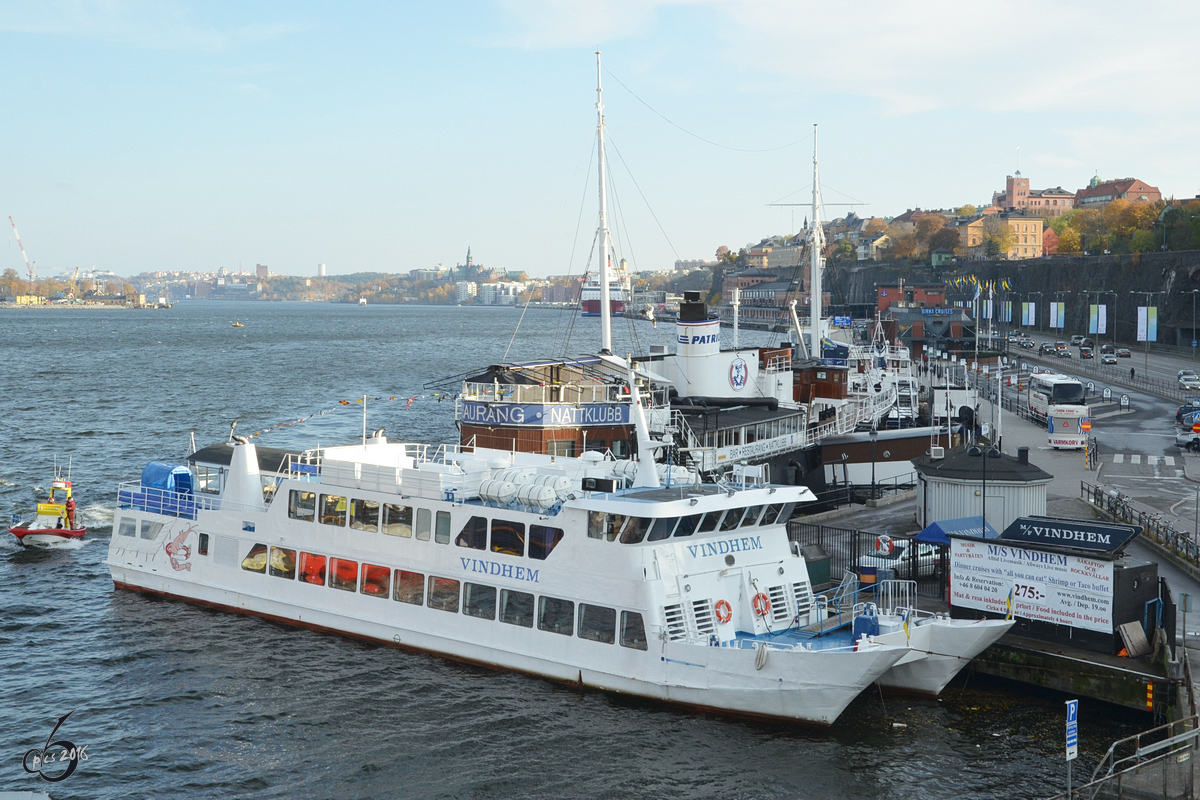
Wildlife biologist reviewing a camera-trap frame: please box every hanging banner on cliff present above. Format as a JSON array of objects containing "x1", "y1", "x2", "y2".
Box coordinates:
[{"x1": 950, "y1": 538, "x2": 1114, "y2": 633}]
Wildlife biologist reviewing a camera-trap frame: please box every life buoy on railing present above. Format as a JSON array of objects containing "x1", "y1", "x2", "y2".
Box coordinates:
[
  {"x1": 715, "y1": 599, "x2": 733, "y2": 624},
  {"x1": 876, "y1": 535, "x2": 893, "y2": 555},
  {"x1": 752, "y1": 592, "x2": 771, "y2": 617}
]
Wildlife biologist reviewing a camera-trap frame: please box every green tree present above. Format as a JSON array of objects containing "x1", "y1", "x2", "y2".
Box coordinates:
[
  {"x1": 831, "y1": 239, "x2": 856, "y2": 263},
  {"x1": 956, "y1": 204, "x2": 978, "y2": 217},
  {"x1": 1130, "y1": 229, "x2": 1158, "y2": 253}
]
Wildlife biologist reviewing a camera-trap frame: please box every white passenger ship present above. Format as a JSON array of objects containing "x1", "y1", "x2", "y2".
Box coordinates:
[{"x1": 109, "y1": 418, "x2": 912, "y2": 724}]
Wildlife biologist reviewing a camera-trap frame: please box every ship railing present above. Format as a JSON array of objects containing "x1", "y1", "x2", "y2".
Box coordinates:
[
  {"x1": 286, "y1": 451, "x2": 323, "y2": 481},
  {"x1": 459, "y1": 381, "x2": 672, "y2": 409},
  {"x1": 116, "y1": 481, "x2": 263, "y2": 519},
  {"x1": 763, "y1": 354, "x2": 791, "y2": 374}
]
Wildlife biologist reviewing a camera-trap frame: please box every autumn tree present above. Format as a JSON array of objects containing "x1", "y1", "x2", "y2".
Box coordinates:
[
  {"x1": 885, "y1": 226, "x2": 918, "y2": 259},
  {"x1": 715, "y1": 245, "x2": 730, "y2": 261},
  {"x1": 1056, "y1": 227, "x2": 1081, "y2": 254},
  {"x1": 956, "y1": 204, "x2": 978, "y2": 217},
  {"x1": 928, "y1": 227, "x2": 960, "y2": 254},
  {"x1": 981, "y1": 216, "x2": 1014, "y2": 258},
  {"x1": 915, "y1": 213, "x2": 947, "y2": 245},
  {"x1": 831, "y1": 239, "x2": 856, "y2": 263},
  {"x1": 864, "y1": 217, "x2": 887, "y2": 236}
]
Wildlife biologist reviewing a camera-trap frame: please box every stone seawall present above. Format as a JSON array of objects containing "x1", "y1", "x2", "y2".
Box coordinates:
[{"x1": 837, "y1": 250, "x2": 1200, "y2": 344}]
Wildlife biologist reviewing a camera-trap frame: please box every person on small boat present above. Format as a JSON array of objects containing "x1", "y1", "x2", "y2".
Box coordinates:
[{"x1": 66, "y1": 498, "x2": 76, "y2": 529}]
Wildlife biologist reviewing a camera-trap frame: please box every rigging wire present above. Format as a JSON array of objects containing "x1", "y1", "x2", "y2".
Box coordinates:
[
  {"x1": 554, "y1": 138, "x2": 598, "y2": 355},
  {"x1": 603, "y1": 155, "x2": 642, "y2": 355},
  {"x1": 604, "y1": 67, "x2": 811, "y2": 154},
  {"x1": 606, "y1": 133, "x2": 681, "y2": 264}
]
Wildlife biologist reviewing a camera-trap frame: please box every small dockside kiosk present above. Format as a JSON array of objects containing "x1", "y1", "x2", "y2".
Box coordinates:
[{"x1": 949, "y1": 515, "x2": 1189, "y2": 719}]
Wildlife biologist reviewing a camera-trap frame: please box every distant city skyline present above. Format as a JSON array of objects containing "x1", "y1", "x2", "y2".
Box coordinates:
[{"x1": 2, "y1": 1, "x2": 1198, "y2": 278}]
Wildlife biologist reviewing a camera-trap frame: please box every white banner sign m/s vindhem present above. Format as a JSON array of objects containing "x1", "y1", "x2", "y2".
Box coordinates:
[{"x1": 949, "y1": 539, "x2": 1114, "y2": 633}]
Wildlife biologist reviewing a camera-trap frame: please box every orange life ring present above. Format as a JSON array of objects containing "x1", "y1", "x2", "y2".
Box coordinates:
[
  {"x1": 752, "y1": 592, "x2": 771, "y2": 617},
  {"x1": 714, "y1": 599, "x2": 732, "y2": 624},
  {"x1": 876, "y1": 535, "x2": 893, "y2": 555}
]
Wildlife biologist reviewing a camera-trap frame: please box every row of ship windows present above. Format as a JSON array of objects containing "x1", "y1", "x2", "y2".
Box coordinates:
[
  {"x1": 285, "y1": 491, "x2": 565, "y2": 559},
  {"x1": 227, "y1": 542, "x2": 647, "y2": 649},
  {"x1": 587, "y1": 502, "x2": 792, "y2": 544}
]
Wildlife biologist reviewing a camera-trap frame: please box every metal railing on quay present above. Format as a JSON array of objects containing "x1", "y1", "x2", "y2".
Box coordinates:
[
  {"x1": 786, "y1": 518, "x2": 945, "y2": 600},
  {"x1": 1043, "y1": 715, "x2": 1200, "y2": 800},
  {"x1": 1012, "y1": 346, "x2": 1185, "y2": 403},
  {"x1": 1081, "y1": 481, "x2": 1200, "y2": 565}
]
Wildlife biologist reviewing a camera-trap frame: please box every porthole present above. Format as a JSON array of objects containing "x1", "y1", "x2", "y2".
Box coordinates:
[{"x1": 725, "y1": 555, "x2": 735, "y2": 567}]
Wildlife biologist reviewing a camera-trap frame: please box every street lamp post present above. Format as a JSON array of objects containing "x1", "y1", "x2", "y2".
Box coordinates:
[
  {"x1": 1105, "y1": 291, "x2": 1119, "y2": 346},
  {"x1": 1131, "y1": 291, "x2": 1160, "y2": 375},
  {"x1": 1186, "y1": 289, "x2": 1199, "y2": 359},
  {"x1": 968, "y1": 444, "x2": 1002, "y2": 530}
]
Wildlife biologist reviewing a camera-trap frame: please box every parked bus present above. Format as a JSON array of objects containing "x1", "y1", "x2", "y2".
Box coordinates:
[{"x1": 1027, "y1": 372, "x2": 1088, "y2": 448}]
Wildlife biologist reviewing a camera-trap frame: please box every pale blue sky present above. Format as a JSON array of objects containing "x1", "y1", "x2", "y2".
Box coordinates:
[{"x1": 3, "y1": 1, "x2": 1198, "y2": 278}]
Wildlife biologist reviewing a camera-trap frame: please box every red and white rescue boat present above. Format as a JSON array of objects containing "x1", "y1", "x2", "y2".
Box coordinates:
[{"x1": 8, "y1": 477, "x2": 86, "y2": 546}]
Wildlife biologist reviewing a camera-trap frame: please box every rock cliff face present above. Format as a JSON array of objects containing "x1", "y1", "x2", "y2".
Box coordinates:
[{"x1": 836, "y1": 251, "x2": 1200, "y2": 344}]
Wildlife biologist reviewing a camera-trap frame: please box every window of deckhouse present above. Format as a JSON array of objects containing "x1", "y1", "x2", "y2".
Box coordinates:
[
  {"x1": 760, "y1": 504, "x2": 784, "y2": 526},
  {"x1": 620, "y1": 611, "x2": 648, "y2": 650},
  {"x1": 673, "y1": 514, "x2": 700, "y2": 537},
  {"x1": 697, "y1": 512, "x2": 722, "y2": 533},
  {"x1": 320, "y1": 495, "x2": 346, "y2": 527},
  {"x1": 463, "y1": 583, "x2": 497, "y2": 619},
  {"x1": 491, "y1": 519, "x2": 525, "y2": 556},
  {"x1": 529, "y1": 525, "x2": 564, "y2": 559},
  {"x1": 269, "y1": 547, "x2": 296, "y2": 579},
  {"x1": 435, "y1": 511, "x2": 452, "y2": 544},
  {"x1": 361, "y1": 564, "x2": 390, "y2": 597},
  {"x1": 196, "y1": 466, "x2": 222, "y2": 494},
  {"x1": 741, "y1": 506, "x2": 765, "y2": 527},
  {"x1": 198, "y1": 533, "x2": 209, "y2": 555},
  {"x1": 330, "y1": 558, "x2": 358, "y2": 592},
  {"x1": 646, "y1": 517, "x2": 678, "y2": 542},
  {"x1": 350, "y1": 499, "x2": 379, "y2": 532},
  {"x1": 382, "y1": 504, "x2": 412, "y2": 536},
  {"x1": 118, "y1": 518, "x2": 136, "y2": 537},
  {"x1": 299, "y1": 552, "x2": 327, "y2": 585},
  {"x1": 415, "y1": 508, "x2": 432, "y2": 541},
  {"x1": 499, "y1": 589, "x2": 535, "y2": 627},
  {"x1": 538, "y1": 596, "x2": 574, "y2": 636},
  {"x1": 619, "y1": 517, "x2": 651, "y2": 544},
  {"x1": 428, "y1": 576, "x2": 460, "y2": 612},
  {"x1": 288, "y1": 490, "x2": 316, "y2": 522},
  {"x1": 394, "y1": 570, "x2": 424, "y2": 605},
  {"x1": 456, "y1": 516, "x2": 488, "y2": 550},
  {"x1": 578, "y1": 604, "x2": 616, "y2": 644},
  {"x1": 719, "y1": 508, "x2": 746, "y2": 531}
]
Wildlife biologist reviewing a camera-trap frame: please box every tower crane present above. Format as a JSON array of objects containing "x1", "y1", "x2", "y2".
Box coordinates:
[
  {"x1": 8, "y1": 216, "x2": 35, "y2": 295},
  {"x1": 70, "y1": 266, "x2": 80, "y2": 300}
]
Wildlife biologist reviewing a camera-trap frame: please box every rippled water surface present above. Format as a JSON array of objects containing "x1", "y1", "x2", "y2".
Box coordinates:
[{"x1": 1, "y1": 302, "x2": 1144, "y2": 798}]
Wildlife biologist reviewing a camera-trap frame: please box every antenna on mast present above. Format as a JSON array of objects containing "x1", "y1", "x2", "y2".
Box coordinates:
[{"x1": 808, "y1": 124, "x2": 824, "y2": 361}]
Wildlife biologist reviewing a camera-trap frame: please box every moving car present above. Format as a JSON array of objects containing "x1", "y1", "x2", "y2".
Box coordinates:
[
  {"x1": 1057, "y1": 348, "x2": 1073, "y2": 358},
  {"x1": 1179, "y1": 370, "x2": 1200, "y2": 390},
  {"x1": 1020, "y1": 338, "x2": 1036, "y2": 349},
  {"x1": 1080, "y1": 348, "x2": 1094, "y2": 359},
  {"x1": 1101, "y1": 353, "x2": 1117, "y2": 365},
  {"x1": 1101, "y1": 343, "x2": 1116, "y2": 355},
  {"x1": 1070, "y1": 335, "x2": 1085, "y2": 346},
  {"x1": 1055, "y1": 341, "x2": 1068, "y2": 350},
  {"x1": 1040, "y1": 342, "x2": 1056, "y2": 354},
  {"x1": 1117, "y1": 348, "x2": 1132, "y2": 358}
]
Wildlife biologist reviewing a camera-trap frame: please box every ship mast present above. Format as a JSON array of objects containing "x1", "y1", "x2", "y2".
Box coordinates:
[
  {"x1": 596, "y1": 50, "x2": 613, "y2": 354},
  {"x1": 808, "y1": 125, "x2": 824, "y2": 361}
]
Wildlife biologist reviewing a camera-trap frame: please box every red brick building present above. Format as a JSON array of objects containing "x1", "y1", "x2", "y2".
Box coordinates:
[{"x1": 1075, "y1": 176, "x2": 1162, "y2": 209}]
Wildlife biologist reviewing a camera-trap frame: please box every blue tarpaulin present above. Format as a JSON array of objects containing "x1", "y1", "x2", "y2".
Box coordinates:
[
  {"x1": 914, "y1": 516, "x2": 999, "y2": 545},
  {"x1": 140, "y1": 462, "x2": 194, "y2": 494}
]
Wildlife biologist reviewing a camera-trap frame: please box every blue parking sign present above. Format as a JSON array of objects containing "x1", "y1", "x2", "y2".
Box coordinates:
[{"x1": 1066, "y1": 699, "x2": 1078, "y2": 761}]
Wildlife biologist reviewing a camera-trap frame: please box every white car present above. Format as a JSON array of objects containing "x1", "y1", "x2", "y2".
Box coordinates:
[
  {"x1": 1179, "y1": 370, "x2": 1200, "y2": 390},
  {"x1": 856, "y1": 538, "x2": 939, "y2": 579}
]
